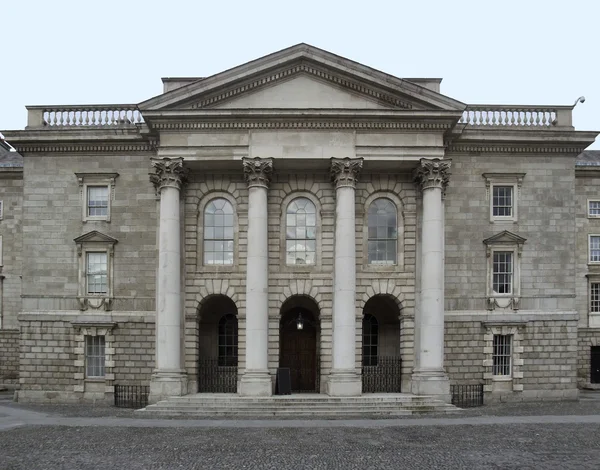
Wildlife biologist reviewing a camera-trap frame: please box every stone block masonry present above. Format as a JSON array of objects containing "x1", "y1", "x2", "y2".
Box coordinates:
[{"x1": 0, "y1": 329, "x2": 19, "y2": 386}]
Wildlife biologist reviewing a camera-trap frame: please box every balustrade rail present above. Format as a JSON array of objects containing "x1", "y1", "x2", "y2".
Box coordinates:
[
  {"x1": 450, "y1": 384, "x2": 484, "y2": 408},
  {"x1": 460, "y1": 106, "x2": 565, "y2": 127},
  {"x1": 27, "y1": 105, "x2": 144, "y2": 127},
  {"x1": 361, "y1": 356, "x2": 402, "y2": 393},
  {"x1": 197, "y1": 357, "x2": 238, "y2": 393},
  {"x1": 114, "y1": 384, "x2": 149, "y2": 409}
]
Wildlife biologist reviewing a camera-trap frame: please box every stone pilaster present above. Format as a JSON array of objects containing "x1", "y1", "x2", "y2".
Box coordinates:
[
  {"x1": 412, "y1": 158, "x2": 451, "y2": 400},
  {"x1": 327, "y1": 157, "x2": 363, "y2": 396},
  {"x1": 149, "y1": 157, "x2": 188, "y2": 403},
  {"x1": 239, "y1": 157, "x2": 273, "y2": 396}
]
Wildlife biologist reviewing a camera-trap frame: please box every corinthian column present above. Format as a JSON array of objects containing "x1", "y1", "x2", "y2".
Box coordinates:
[
  {"x1": 412, "y1": 158, "x2": 451, "y2": 400},
  {"x1": 239, "y1": 157, "x2": 273, "y2": 396},
  {"x1": 327, "y1": 157, "x2": 363, "y2": 397},
  {"x1": 148, "y1": 157, "x2": 188, "y2": 403}
]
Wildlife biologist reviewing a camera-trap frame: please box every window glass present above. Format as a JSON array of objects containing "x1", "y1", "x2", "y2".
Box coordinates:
[
  {"x1": 87, "y1": 186, "x2": 109, "y2": 217},
  {"x1": 362, "y1": 314, "x2": 379, "y2": 366},
  {"x1": 591, "y1": 283, "x2": 600, "y2": 312},
  {"x1": 86, "y1": 252, "x2": 107, "y2": 294},
  {"x1": 590, "y1": 236, "x2": 600, "y2": 262},
  {"x1": 286, "y1": 198, "x2": 316, "y2": 265},
  {"x1": 492, "y1": 334, "x2": 512, "y2": 376},
  {"x1": 218, "y1": 314, "x2": 238, "y2": 366},
  {"x1": 492, "y1": 251, "x2": 513, "y2": 295},
  {"x1": 85, "y1": 335, "x2": 106, "y2": 378},
  {"x1": 204, "y1": 199, "x2": 234, "y2": 265},
  {"x1": 589, "y1": 201, "x2": 600, "y2": 217},
  {"x1": 367, "y1": 198, "x2": 397, "y2": 265}
]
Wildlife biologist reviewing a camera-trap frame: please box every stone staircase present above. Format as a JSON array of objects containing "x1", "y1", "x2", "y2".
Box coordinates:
[{"x1": 139, "y1": 393, "x2": 458, "y2": 417}]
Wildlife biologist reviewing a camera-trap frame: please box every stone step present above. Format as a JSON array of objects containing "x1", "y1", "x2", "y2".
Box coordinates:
[{"x1": 148, "y1": 401, "x2": 447, "y2": 409}]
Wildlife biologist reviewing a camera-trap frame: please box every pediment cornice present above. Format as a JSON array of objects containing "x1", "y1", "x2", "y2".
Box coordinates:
[
  {"x1": 74, "y1": 231, "x2": 118, "y2": 245},
  {"x1": 139, "y1": 44, "x2": 466, "y2": 112},
  {"x1": 483, "y1": 230, "x2": 527, "y2": 246}
]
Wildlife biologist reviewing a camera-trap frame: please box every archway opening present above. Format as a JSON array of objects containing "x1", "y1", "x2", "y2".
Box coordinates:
[
  {"x1": 279, "y1": 295, "x2": 320, "y2": 393},
  {"x1": 362, "y1": 294, "x2": 402, "y2": 393},
  {"x1": 197, "y1": 295, "x2": 238, "y2": 393}
]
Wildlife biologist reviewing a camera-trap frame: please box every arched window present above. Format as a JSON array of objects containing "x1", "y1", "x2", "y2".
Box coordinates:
[
  {"x1": 367, "y1": 198, "x2": 397, "y2": 265},
  {"x1": 286, "y1": 197, "x2": 316, "y2": 265},
  {"x1": 362, "y1": 314, "x2": 379, "y2": 366},
  {"x1": 204, "y1": 198, "x2": 234, "y2": 265},
  {"x1": 218, "y1": 314, "x2": 238, "y2": 367}
]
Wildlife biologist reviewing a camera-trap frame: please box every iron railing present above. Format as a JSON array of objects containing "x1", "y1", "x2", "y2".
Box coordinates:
[
  {"x1": 114, "y1": 385, "x2": 149, "y2": 409},
  {"x1": 361, "y1": 356, "x2": 402, "y2": 393},
  {"x1": 450, "y1": 384, "x2": 484, "y2": 408},
  {"x1": 197, "y1": 357, "x2": 238, "y2": 393}
]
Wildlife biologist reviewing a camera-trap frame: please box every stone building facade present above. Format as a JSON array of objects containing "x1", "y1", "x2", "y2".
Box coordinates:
[{"x1": 1, "y1": 44, "x2": 598, "y2": 403}]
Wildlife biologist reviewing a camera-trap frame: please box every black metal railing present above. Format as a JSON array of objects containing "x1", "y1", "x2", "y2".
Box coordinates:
[
  {"x1": 361, "y1": 356, "x2": 402, "y2": 393},
  {"x1": 450, "y1": 384, "x2": 484, "y2": 408},
  {"x1": 114, "y1": 385, "x2": 149, "y2": 409},
  {"x1": 197, "y1": 357, "x2": 238, "y2": 393}
]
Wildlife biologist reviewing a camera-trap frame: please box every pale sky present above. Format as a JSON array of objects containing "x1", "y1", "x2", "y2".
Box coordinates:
[{"x1": 1, "y1": 0, "x2": 598, "y2": 148}]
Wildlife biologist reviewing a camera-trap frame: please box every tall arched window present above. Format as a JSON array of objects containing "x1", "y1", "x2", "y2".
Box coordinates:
[
  {"x1": 218, "y1": 314, "x2": 238, "y2": 367},
  {"x1": 286, "y1": 197, "x2": 316, "y2": 265},
  {"x1": 362, "y1": 314, "x2": 379, "y2": 366},
  {"x1": 367, "y1": 198, "x2": 397, "y2": 265},
  {"x1": 204, "y1": 198, "x2": 234, "y2": 265}
]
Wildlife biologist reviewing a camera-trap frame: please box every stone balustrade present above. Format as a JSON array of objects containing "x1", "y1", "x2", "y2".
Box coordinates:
[
  {"x1": 26, "y1": 105, "x2": 144, "y2": 128},
  {"x1": 460, "y1": 105, "x2": 573, "y2": 128}
]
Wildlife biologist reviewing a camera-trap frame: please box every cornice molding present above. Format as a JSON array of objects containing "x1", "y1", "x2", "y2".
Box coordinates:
[
  {"x1": 187, "y1": 63, "x2": 414, "y2": 110},
  {"x1": 11, "y1": 142, "x2": 155, "y2": 154},
  {"x1": 448, "y1": 143, "x2": 589, "y2": 154},
  {"x1": 150, "y1": 120, "x2": 454, "y2": 131}
]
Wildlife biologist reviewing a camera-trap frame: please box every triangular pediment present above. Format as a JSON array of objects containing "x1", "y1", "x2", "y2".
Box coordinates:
[
  {"x1": 139, "y1": 44, "x2": 465, "y2": 112},
  {"x1": 74, "y1": 231, "x2": 118, "y2": 245},
  {"x1": 483, "y1": 230, "x2": 527, "y2": 246}
]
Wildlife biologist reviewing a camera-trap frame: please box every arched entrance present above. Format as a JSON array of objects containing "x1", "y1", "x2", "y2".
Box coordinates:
[
  {"x1": 197, "y1": 295, "x2": 238, "y2": 393},
  {"x1": 361, "y1": 294, "x2": 402, "y2": 393},
  {"x1": 279, "y1": 296, "x2": 320, "y2": 393}
]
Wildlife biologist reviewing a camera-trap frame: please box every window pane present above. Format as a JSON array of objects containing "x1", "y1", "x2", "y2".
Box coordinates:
[
  {"x1": 286, "y1": 198, "x2": 317, "y2": 265},
  {"x1": 85, "y1": 335, "x2": 106, "y2": 378},
  {"x1": 492, "y1": 186, "x2": 513, "y2": 217},
  {"x1": 204, "y1": 198, "x2": 234, "y2": 265},
  {"x1": 367, "y1": 198, "x2": 397, "y2": 265},
  {"x1": 590, "y1": 236, "x2": 600, "y2": 262},
  {"x1": 87, "y1": 186, "x2": 108, "y2": 217},
  {"x1": 86, "y1": 252, "x2": 107, "y2": 294},
  {"x1": 492, "y1": 251, "x2": 513, "y2": 294},
  {"x1": 492, "y1": 334, "x2": 512, "y2": 376},
  {"x1": 591, "y1": 283, "x2": 600, "y2": 312},
  {"x1": 590, "y1": 201, "x2": 600, "y2": 216}
]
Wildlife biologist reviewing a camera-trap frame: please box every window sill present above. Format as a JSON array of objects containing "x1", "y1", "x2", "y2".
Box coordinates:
[
  {"x1": 84, "y1": 377, "x2": 106, "y2": 383},
  {"x1": 491, "y1": 376, "x2": 513, "y2": 382}
]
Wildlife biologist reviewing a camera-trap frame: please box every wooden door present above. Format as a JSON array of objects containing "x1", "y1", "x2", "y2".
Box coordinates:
[{"x1": 280, "y1": 324, "x2": 317, "y2": 392}]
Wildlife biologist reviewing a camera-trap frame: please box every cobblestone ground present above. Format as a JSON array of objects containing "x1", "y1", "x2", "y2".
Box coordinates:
[{"x1": 1, "y1": 392, "x2": 599, "y2": 469}]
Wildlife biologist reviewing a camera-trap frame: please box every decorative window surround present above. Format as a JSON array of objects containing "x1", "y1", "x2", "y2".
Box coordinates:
[
  {"x1": 72, "y1": 321, "x2": 116, "y2": 395},
  {"x1": 588, "y1": 200, "x2": 600, "y2": 218},
  {"x1": 586, "y1": 273, "x2": 600, "y2": 328},
  {"x1": 484, "y1": 231, "x2": 526, "y2": 311},
  {"x1": 75, "y1": 172, "x2": 119, "y2": 222},
  {"x1": 74, "y1": 231, "x2": 118, "y2": 311},
  {"x1": 482, "y1": 322, "x2": 525, "y2": 393},
  {"x1": 482, "y1": 173, "x2": 525, "y2": 223}
]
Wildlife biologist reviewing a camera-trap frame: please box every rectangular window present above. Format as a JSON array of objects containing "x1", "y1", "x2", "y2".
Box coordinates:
[
  {"x1": 492, "y1": 251, "x2": 513, "y2": 294},
  {"x1": 492, "y1": 186, "x2": 513, "y2": 217},
  {"x1": 85, "y1": 335, "x2": 105, "y2": 378},
  {"x1": 87, "y1": 186, "x2": 109, "y2": 217},
  {"x1": 86, "y1": 252, "x2": 108, "y2": 294},
  {"x1": 492, "y1": 334, "x2": 512, "y2": 376},
  {"x1": 590, "y1": 236, "x2": 600, "y2": 263},
  {"x1": 589, "y1": 201, "x2": 600, "y2": 217},
  {"x1": 591, "y1": 283, "x2": 600, "y2": 313}
]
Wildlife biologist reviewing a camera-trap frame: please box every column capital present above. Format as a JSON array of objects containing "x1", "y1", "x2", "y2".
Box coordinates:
[
  {"x1": 413, "y1": 158, "x2": 451, "y2": 192},
  {"x1": 330, "y1": 157, "x2": 363, "y2": 189},
  {"x1": 150, "y1": 157, "x2": 188, "y2": 192},
  {"x1": 243, "y1": 157, "x2": 273, "y2": 189}
]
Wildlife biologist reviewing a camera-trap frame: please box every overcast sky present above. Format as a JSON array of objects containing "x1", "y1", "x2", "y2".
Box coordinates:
[{"x1": 1, "y1": 0, "x2": 597, "y2": 148}]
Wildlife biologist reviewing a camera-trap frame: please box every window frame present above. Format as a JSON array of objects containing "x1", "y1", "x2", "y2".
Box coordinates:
[
  {"x1": 75, "y1": 172, "x2": 119, "y2": 223},
  {"x1": 492, "y1": 334, "x2": 512, "y2": 378},
  {"x1": 482, "y1": 173, "x2": 525, "y2": 223},
  {"x1": 197, "y1": 193, "x2": 238, "y2": 271},
  {"x1": 366, "y1": 197, "x2": 398, "y2": 266},
  {"x1": 218, "y1": 314, "x2": 238, "y2": 367},
  {"x1": 279, "y1": 192, "x2": 321, "y2": 271},
  {"x1": 203, "y1": 197, "x2": 235, "y2": 267},
  {"x1": 84, "y1": 335, "x2": 106, "y2": 378},
  {"x1": 362, "y1": 313, "x2": 379, "y2": 367},
  {"x1": 492, "y1": 250, "x2": 513, "y2": 296},
  {"x1": 589, "y1": 235, "x2": 600, "y2": 264},
  {"x1": 86, "y1": 252, "x2": 108, "y2": 295},
  {"x1": 285, "y1": 196, "x2": 317, "y2": 266},
  {"x1": 588, "y1": 200, "x2": 600, "y2": 218}
]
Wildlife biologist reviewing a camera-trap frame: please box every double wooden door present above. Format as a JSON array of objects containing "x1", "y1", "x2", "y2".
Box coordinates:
[{"x1": 280, "y1": 322, "x2": 317, "y2": 392}]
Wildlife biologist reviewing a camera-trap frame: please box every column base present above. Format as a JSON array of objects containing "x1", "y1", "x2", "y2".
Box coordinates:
[
  {"x1": 411, "y1": 369, "x2": 450, "y2": 402},
  {"x1": 148, "y1": 370, "x2": 188, "y2": 404},
  {"x1": 327, "y1": 371, "x2": 362, "y2": 397},
  {"x1": 239, "y1": 370, "x2": 272, "y2": 396}
]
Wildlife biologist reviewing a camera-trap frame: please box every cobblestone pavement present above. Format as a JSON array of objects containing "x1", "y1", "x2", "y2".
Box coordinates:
[{"x1": 1, "y1": 392, "x2": 599, "y2": 469}]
